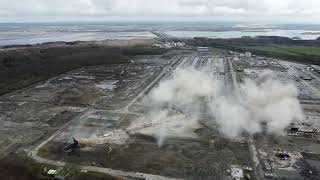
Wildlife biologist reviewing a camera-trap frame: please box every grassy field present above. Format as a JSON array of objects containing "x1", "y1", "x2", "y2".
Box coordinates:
[
  {"x1": 242, "y1": 45, "x2": 300, "y2": 56},
  {"x1": 189, "y1": 37, "x2": 320, "y2": 65},
  {"x1": 276, "y1": 45, "x2": 320, "y2": 56},
  {"x1": 238, "y1": 44, "x2": 320, "y2": 56},
  {"x1": 229, "y1": 44, "x2": 320, "y2": 64}
]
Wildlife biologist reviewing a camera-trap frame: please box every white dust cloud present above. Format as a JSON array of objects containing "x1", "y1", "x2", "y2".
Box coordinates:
[
  {"x1": 148, "y1": 66, "x2": 217, "y2": 108},
  {"x1": 140, "y1": 66, "x2": 303, "y2": 144},
  {"x1": 141, "y1": 67, "x2": 214, "y2": 145},
  {"x1": 211, "y1": 74, "x2": 303, "y2": 139}
]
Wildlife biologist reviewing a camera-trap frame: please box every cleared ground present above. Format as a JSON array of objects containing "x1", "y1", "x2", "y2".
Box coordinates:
[
  {"x1": 232, "y1": 52, "x2": 320, "y2": 179},
  {"x1": 0, "y1": 54, "x2": 173, "y2": 159},
  {"x1": 1, "y1": 49, "x2": 320, "y2": 180},
  {"x1": 32, "y1": 52, "x2": 254, "y2": 179}
]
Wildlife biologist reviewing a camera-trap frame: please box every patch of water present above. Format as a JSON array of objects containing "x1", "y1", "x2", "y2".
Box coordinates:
[{"x1": 95, "y1": 80, "x2": 118, "y2": 91}]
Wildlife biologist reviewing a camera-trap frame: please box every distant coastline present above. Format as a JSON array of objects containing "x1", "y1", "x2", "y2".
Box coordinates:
[
  {"x1": 1, "y1": 22, "x2": 320, "y2": 46},
  {"x1": 301, "y1": 32, "x2": 320, "y2": 35}
]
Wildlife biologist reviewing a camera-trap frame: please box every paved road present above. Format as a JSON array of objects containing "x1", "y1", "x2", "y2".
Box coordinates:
[
  {"x1": 227, "y1": 57, "x2": 264, "y2": 180},
  {"x1": 247, "y1": 136, "x2": 264, "y2": 180},
  {"x1": 30, "y1": 150, "x2": 181, "y2": 180},
  {"x1": 122, "y1": 56, "x2": 183, "y2": 112},
  {"x1": 227, "y1": 58, "x2": 240, "y2": 98}
]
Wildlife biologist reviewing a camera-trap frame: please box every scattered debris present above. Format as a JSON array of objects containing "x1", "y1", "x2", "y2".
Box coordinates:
[
  {"x1": 63, "y1": 137, "x2": 80, "y2": 154},
  {"x1": 230, "y1": 167, "x2": 244, "y2": 180},
  {"x1": 47, "y1": 169, "x2": 57, "y2": 176},
  {"x1": 276, "y1": 151, "x2": 290, "y2": 160}
]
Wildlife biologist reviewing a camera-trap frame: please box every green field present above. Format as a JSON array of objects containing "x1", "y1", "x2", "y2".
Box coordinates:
[
  {"x1": 240, "y1": 44, "x2": 320, "y2": 56},
  {"x1": 228, "y1": 44, "x2": 320, "y2": 64},
  {"x1": 276, "y1": 45, "x2": 320, "y2": 56},
  {"x1": 189, "y1": 36, "x2": 320, "y2": 65}
]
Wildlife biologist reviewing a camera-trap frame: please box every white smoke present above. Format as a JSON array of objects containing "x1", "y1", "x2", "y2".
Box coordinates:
[
  {"x1": 211, "y1": 97, "x2": 260, "y2": 139},
  {"x1": 240, "y1": 76, "x2": 303, "y2": 135},
  {"x1": 141, "y1": 67, "x2": 214, "y2": 146},
  {"x1": 211, "y1": 74, "x2": 303, "y2": 139},
  {"x1": 149, "y1": 110, "x2": 195, "y2": 147},
  {"x1": 140, "y1": 66, "x2": 303, "y2": 144},
  {"x1": 148, "y1": 66, "x2": 217, "y2": 108}
]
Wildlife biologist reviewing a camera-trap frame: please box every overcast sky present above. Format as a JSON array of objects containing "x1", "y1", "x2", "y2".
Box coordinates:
[{"x1": 1, "y1": 0, "x2": 320, "y2": 23}]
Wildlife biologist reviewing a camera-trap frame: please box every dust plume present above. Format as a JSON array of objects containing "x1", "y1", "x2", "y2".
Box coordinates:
[
  {"x1": 140, "y1": 67, "x2": 214, "y2": 145},
  {"x1": 211, "y1": 73, "x2": 303, "y2": 138},
  {"x1": 139, "y1": 65, "x2": 303, "y2": 144},
  {"x1": 147, "y1": 66, "x2": 217, "y2": 108}
]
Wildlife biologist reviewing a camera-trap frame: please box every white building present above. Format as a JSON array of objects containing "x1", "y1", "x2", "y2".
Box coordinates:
[
  {"x1": 245, "y1": 52, "x2": 252, "y2": 58},
  {"x1": 197, "y1": 47, "x2": 209, "y2": 52},
  {"x1": 154, "y1": 44, "x2": 163, "y2": 48},
  {"x1": 176, "y1": 42, "x2": 185, "y2": 47}
]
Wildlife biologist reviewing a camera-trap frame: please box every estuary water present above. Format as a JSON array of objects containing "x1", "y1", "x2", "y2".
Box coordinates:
[{"x1": 0, "y1": 22, "x2": 319, "y2": 46}]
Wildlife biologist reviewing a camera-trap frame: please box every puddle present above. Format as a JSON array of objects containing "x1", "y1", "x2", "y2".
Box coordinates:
[
  {"x1": 95, "y1": 80, "x2": 118, "y2": 91},
  {"x1": 59, "y1": 75, "x2": 95, "y2": 81}
]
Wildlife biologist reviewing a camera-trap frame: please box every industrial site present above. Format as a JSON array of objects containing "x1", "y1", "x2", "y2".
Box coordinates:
[{"x1": 0, "y1": 36, "x2": 320, "y2": 180}]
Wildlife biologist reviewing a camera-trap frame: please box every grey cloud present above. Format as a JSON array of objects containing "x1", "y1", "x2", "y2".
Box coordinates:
[{"x1": 0, "y1": 0, "x2": 319, "y2": 22}]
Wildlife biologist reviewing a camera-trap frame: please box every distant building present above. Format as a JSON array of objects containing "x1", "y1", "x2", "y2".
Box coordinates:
[
  {"x1": 46, "y1": 168, "x2": 70, "y2": 180},
  {"x1": 219, "y1": 58, "x2": 225, "y2": 75},
  {"x1": 265, "y1": 173, "x2": 276, "y2": 178},
  {"x1": 154, "y1": 44, "x2": 163, "y2": 48},
  {"x1": 164, "y1": 42, "x2": 172, "y2": 48},
  {"x1": 300, "y1": 75, "x2": 312, "y2": 81},
  {"x1": 176, "y1": 42, "x2": 185, "y2": 47},
  {"x1": 228, "y1": 51, "x2": 234, "y2": 54},
  {"x1": 47, "y1": 169, "x2": 57, "y2": 177},
  {"x1": 290, "y1": 127, "x2": 299, "y2": 133},
  {"x1": 197, "y1": 47, "x2": 209, "y2": 52},
  {"x1": 245, "y1": 52, "x2": 252, "y2": 58},
  {"x1": 237, "y1": 67, "x2": 244, "y2": 72},
  {"x1": 161, "y1": 41, "x2": 185, "y2": 49}
]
